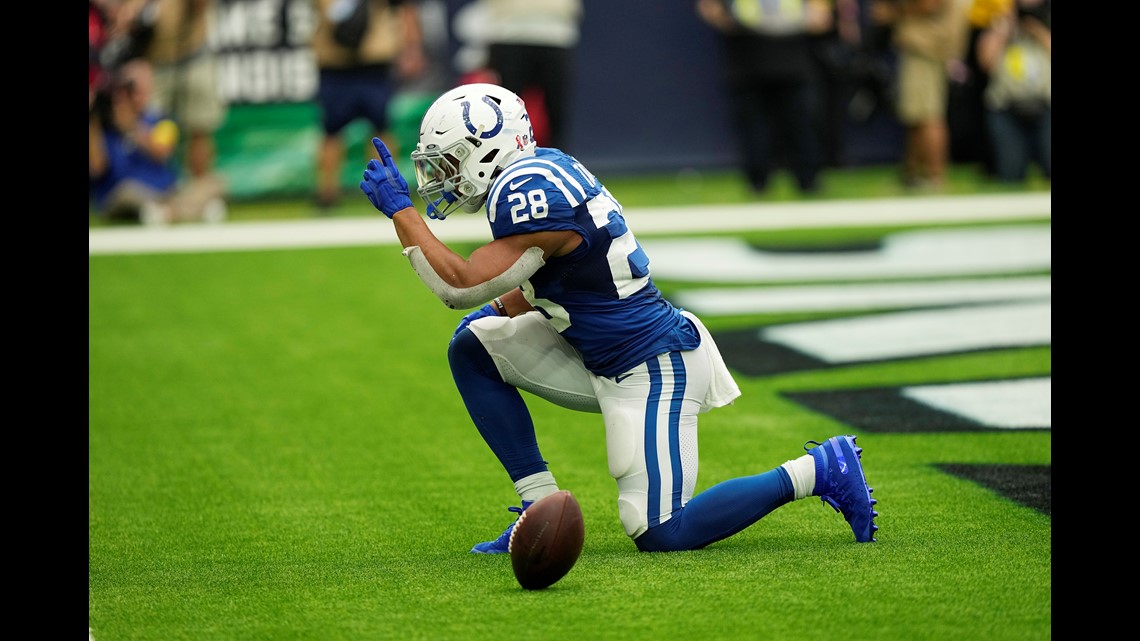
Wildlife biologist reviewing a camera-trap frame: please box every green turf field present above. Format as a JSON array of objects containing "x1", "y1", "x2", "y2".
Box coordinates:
[{"x1": 89, "y1": 166, "x2": 1050, "y2": 641}]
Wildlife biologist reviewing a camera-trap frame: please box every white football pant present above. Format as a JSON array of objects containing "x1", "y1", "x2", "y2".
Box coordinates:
[{"x1": 469, "y1": 311, "x2": 740, "y2": 539}]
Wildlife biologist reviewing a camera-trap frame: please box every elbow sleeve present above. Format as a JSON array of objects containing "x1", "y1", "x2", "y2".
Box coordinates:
[{"x1": 402, "y1": 245, "x2": 546, "y2": 310}]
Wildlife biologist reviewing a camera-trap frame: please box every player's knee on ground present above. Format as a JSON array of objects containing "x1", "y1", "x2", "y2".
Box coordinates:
[
  {"x1": 614, "y1": 470, "x2": 651, "y2": 539},
  {"x1": 632, "y1": 519, "x2": 683, "y2": 552},
  {"x1": 618, "y1": 491, "x2": 650, "y2": 540}
]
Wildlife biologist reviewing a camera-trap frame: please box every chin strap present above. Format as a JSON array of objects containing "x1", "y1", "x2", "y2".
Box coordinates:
[
  {"x1": 402, "y1": 245, "x2": 546, "y2": 309},
  {"x1": 426, "y1": 191, "x2": 458, "y2": 219}
]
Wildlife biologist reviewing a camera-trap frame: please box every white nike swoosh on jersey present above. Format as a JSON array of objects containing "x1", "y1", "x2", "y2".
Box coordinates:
[{"x1": 509, "y1": 177, "x2": 534, "y2": 190}]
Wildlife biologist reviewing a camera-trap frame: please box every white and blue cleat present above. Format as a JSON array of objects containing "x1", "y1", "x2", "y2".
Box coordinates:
[{"x1": 805, "y1": 435, "x2": 879, "y2": 543}]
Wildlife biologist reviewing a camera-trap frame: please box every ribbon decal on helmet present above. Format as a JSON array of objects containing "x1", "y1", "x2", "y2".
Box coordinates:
[{"x1": 462, "y1": 96, "x2": 504, "y2": 139}]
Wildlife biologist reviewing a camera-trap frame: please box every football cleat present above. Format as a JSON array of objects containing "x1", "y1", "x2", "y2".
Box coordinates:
[
  {"x1": 470, "y1": 500, "x2": 533, "y2": 554},
  {"x1": 805, "y1": 435, "x2": 879, "y2": 542}
]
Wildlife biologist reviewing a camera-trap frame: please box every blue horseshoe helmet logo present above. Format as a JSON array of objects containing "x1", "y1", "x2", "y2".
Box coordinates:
[{"x1": 462, "y1": 96, "x2": 504, "y2": 139}]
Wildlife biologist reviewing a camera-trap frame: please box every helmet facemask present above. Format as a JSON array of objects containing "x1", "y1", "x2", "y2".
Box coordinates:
[{"x1": 412, "y1": 143, "x2": 468, "y2": 220}]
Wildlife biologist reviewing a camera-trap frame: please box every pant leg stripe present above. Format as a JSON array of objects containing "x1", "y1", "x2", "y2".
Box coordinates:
[
  {"x1": 668, "y1": 351, "x2": 687, "y2": 515},
  {"x1": 644, "y1": 357, "x2": 664, "y2": 528}
]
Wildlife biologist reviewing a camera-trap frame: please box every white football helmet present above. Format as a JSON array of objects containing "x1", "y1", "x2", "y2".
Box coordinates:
[{"x1": 411, "y1": 83, "x2": 537, "y2": 219}]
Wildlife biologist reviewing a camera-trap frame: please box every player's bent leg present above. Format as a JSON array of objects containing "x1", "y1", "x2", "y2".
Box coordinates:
[
  {"x1": 455, "y1": 312, "x2": 598, "y2": 554},
  {"x1": 450, "y1": 328, "x2": 551, "y2": 554},
  {"x1": 469, "y1": 311, "x2": 600, "y2": 413},
  {"x1": 594, "y1": 350, "x2": 710, "y2": 540},
  {"x1": 633, "y1": 469, "x2": 795, "y2": 552},
  {"x1": 448, "y1": 328, "x2": 547, "y2": 481},
  {"x1": 596, "y1": 346, "x2": 800, "y2": 552}
]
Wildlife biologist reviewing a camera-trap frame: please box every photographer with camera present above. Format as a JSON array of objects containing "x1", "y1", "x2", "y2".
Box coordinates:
[{"x1": 89, "y1": 58, "x2": 224, "y2": 225}]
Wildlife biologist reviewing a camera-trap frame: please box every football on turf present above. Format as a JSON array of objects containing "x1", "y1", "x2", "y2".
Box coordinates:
[{"x1": 509, "y1": 490, "x2": 585, "y2": 590}]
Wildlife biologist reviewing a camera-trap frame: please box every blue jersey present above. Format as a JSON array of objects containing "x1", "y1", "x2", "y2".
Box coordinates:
[{"x1": 485, "y1": 148, "x2": 700, "y2": 378}]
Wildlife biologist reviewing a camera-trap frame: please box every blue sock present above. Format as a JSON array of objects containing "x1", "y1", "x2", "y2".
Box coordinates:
[
  {"x1": 448, "y1": 328, "x2": 548, "y2": 482},
  {"x1": 634, "y1": 468, "x2": 795, "y2": 552}
]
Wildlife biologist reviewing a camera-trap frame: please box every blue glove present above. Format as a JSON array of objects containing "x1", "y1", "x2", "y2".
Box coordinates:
[
  {"x1": 360, "y1": 137, "x2": 413, "y2": 218},
  {"x1": 451, "y1": 304, "x2": 497, "y2": 342}
]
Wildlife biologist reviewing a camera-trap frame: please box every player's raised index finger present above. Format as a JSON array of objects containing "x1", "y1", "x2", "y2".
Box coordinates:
[{"x1": 372, "y1": 137, "x2": 392, "y2": 162}]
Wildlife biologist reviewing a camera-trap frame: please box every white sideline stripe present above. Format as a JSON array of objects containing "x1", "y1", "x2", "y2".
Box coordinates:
[
  {"x1": 88, "y1": 192, "x2": 1051, "y2": 255},
  {"x1": 904, "y1": 378, "x2": 1051, "y2": 429},
  {"x1": 673, "y1": 276, "x2": 1051, "y2": 314}
]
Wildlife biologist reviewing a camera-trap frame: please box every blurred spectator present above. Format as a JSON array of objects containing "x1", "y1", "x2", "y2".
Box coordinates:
[
  {"x1": 976, "y1": 0, "x2": 1049, "y2": 183},
  {"x1": 90, "y1": 1, "x2": 113, "y2": 110},
  {"x1": 808, "y1": 0, "x2": 862, "y2": 167},
  {"x1": 696, "y1": 0, "x2": 832, "y2": 194},
  {"x1": 92, "y1": 0, "x2": 158, "y2": 105},
  {"x1": 118, "y1": 0, "x2": 229, "y2": 212},
  {"x1": 951, "y1": 0, "x2": 1013, "y2": 175},
  {"x1": 386, "y1": 0, "x2": 452, "y2": 180},
  {"x1": 89, "y1": 59, "x2": 226, "y2": 225},
  {"x1": 844, "y1": 0, "x2": 897, "y2": 127},
  {"x1": 478, "y1": 0, "x2": 583, "y2": 151},
  {"x1": 872, "y1": 0, "x2": 969, "y2": 190},
  {"x1": 312, "y1": 0, "x2": 426, "y2": 210}
]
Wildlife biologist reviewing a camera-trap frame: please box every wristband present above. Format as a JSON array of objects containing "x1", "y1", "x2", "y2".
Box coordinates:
[{"x1": 493, "y1": 297, "x2": 506, "y2": 316}]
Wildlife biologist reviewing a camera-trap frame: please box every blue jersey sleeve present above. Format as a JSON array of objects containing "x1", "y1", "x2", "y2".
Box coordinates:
[{"x1": 485, "y1": 149, "x2": 601, "y2": 240}]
